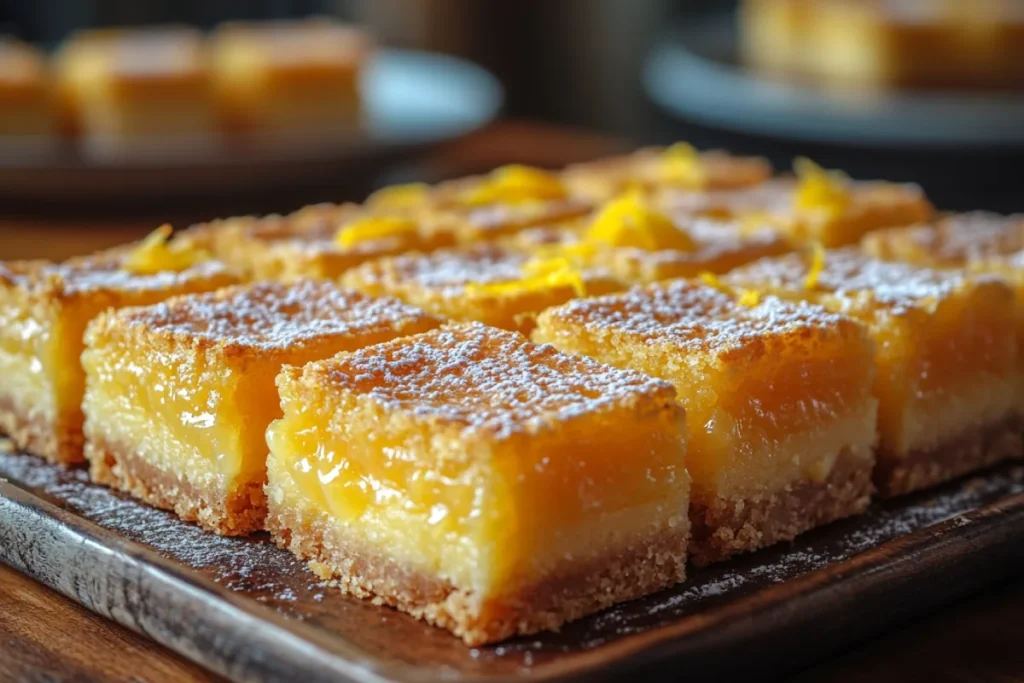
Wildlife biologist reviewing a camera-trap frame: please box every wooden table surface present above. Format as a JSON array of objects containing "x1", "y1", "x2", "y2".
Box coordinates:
[{"x1": 1, "y1": 122, "x2": 1022, "y2": 682}]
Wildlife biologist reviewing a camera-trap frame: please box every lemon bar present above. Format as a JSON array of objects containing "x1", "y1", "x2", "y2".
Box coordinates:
[
  {"x1": 563, "y1": 143, "x2": 772, "y2": 202},
  {"x1": 742, "y1": 0, "x2": 1024, "y2": 90},
  {"x1": 54, "y1": 27, "x2": 217, "y2": 158},
  {"x1": 185, "y1": 203, "x2": 460, "y2": 281},
  {"x1": 727, "y1": 248, "x2": 1021, "y2": 496},
  {"x1": 534, "y1": 280, "x2": 877, "y2": 564},
  {"x1": 82, "y1": 280, "x2": 441, "y2": 535},
  {"x1": 546, "y1": 190, "x2": 794, "y2": 284},
  {"x1": 863, "y1": 212, "x2": 1024, "y2": 418},
  {"x1": 341, "y1": 244, "x2": 624, "y2": 334},
  {"x1": 211, "y1": 18, "x2": 370, "y2": 141},
  {"x1": 429, "y1": 165, "x2": 593, "y2": 243},
  {"x1": 862, "y1": 212, "x2": 1024, "y2": 271},
  {"x1": 266, "y1": 322, "x2": 689, "y2": 645},
  {"x1": 0, "y1": 233, "x2": 236, "y2": 464},
  {"x1": 181, "y1": 203, "x2": 356, "y2": 276},
  {"x1": 0, "y1": 37, "x2": 58, "y2": 152},
  {"x1": 660, "y1": 161, "x2": 933, "y2": 247}
]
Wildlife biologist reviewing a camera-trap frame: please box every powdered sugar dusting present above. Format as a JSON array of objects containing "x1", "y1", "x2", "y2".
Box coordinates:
[
  {"x1": 727, "y1": 247, "x2": 967, "y2": 308},
  {"x1": 348, "y1": 245, "x2": 612, "y2": 296},
  {"x1": 541, "y1": 280, "x2": 849, "y2": 353},
  {"x1": 869, "y1": 212, "x2": 1024, "y2": 265},
  {"x1": 119, "y1": 280, "x2": 439, "y2": 352},
  {"x1": 659, "y1": 178, "x2": 796, "y2": 216},
  {"x1": 4, "y1": 255, "x2": 233, "y2": 297},
  {"x1": 303, "y1": 322, "x2": 676, "y2": 438}
]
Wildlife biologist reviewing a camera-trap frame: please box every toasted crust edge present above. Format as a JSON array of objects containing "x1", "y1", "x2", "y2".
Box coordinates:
[
  {"x1": 265, "y1": 498, "x2": 689, "y2": 646},
  {"x1": 86, "y1": 437, "x2": 266, "y2": 536},
  {"x1": 875, "y1": 414, "x2": 1023, "y2": 497},
  {"x1": 689, "y1": 446, "x2": 875, "y2": 566}
]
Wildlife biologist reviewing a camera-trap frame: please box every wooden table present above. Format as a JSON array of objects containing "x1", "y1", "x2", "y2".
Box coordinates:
[{"x1": 1, "y1": 122, "x2": 1023, "y2": 682}]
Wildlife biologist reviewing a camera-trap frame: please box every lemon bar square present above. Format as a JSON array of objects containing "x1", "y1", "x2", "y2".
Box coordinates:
[
  {"x1": 597, "y1": 219, "x2": 792, "y2": 284},
  {"x1": 0, "y1": 36, "x2": 58, "y2": 153},
  {"x1": 0, "y1": 250, "x2": 236, "y2": 464},
  {"x1": 863, "y1": 212, "x2": 1024, "y2": 419},
  {"x1": 563, "y1": 143, "x2": 772, "y2": 202},
  {"x1": 431, "y1": 165, "x2": 594, "y2": 243},
  {"x1": 534, "y1": 280, "x2": 878, "y2": 564},
  {"x1": 54, "y1": 27, "x2": 218, "y2": 158},
  {"x1": 266, "y1": 322, "x2": 690, "y2": 645},
  {"x1": 341, "y1": 244, "x2": 624, "y2": 334},
  {"x1": 660, "y1": 164, "x2": 933, "y2": 247},
  {"x1": 862, "y1": 212, "x2": 1024, "y2": 272},
  {"x1": 503, "y1": 216, "x2": 792, "y2": 287},
  {"x1": 570, "y1": 191, "x2": 795, "y2": 284},
  {"x1": 82, "y1": 280, "x2": 441, "y2": 535},
  {"x1": 185, "y1": 204, "x2": 459, "y2": 281},
  {"x1": 211, "y1": 18, "x2": 371, "y2": 140},
  {"x1": 180, "y1": 204, "x2": 357, "y2": 277},
  {"x1": 727, "y1": 248, "x2": 1021, "y2": 496}
]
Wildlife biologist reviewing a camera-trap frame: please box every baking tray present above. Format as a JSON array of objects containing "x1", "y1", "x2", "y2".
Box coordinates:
[{"x1": 2, "y1": 444, "x2": 1024, "y2": 683}]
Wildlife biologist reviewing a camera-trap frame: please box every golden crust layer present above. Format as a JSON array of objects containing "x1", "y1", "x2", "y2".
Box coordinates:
[
  {"x1": 689, "y1": 447, "x2": 873, "y2": 566},
  {"x1": 88, "y1": 438, "x2": 266, "y2": 536},
  {"x1": 265, "y1": 501, "x2": 688, "y2": 647},
  {"x1": 875, "y1": 416, "x2": 1024, "y2": 497}
]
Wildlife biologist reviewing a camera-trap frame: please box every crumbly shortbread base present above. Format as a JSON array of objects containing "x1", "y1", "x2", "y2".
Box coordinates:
[
  {"x1": 87, "y1": 438, "x2": 266, "y2": 536},
  {"x1": 265, "y1": 499, "x2": 689, "y2": 646},
  {"x1": 689, "y1": 447, "x2": 874, "y2": 566},
  {"x1": 875, "y1": 415, "x2": 1023, "y2": 498},
  {"x1": 0, "y1": 394, "x2": 83, "y2": 465}
]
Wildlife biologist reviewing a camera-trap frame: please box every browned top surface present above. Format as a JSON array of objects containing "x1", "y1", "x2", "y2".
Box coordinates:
[{"x1": 288, "y1": 321, "x2": 677, "y2": 439}]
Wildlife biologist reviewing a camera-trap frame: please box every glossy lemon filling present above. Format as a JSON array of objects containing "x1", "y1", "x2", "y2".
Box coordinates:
[
  {"x1": 865, "y1": 291, "x2": 1018, "y2": 454},
  {"x1": 266, "y1": 399, "x2": 688, "y2": 595},
  {"x1": 538, "y1": 325, "x2": 878, "y2": 501},
  {"x1": 82, "y1": 341, "x2": 263, "y2": 493},
  {"x1": 0, "y1": 298, "x2": 57, "y2": 420}
]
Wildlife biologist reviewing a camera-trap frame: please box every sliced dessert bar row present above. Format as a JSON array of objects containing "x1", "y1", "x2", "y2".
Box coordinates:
[
  {"x1": 725, "y1": 248, "x2": 1021, "y2": 496},
  {"x1": 862, "y1": 212, "x2": 1024, "y2": 417},
  {"x1": 265, "y1": 322, "x2": 691, "y2": 645},
  {"x1": 0, "y1": 233, "x2": 237, "y2": 463},
  {"x1": 534, "y1": 280, "x2": 878, "y2": 564},
  {"x1": 82, "y1": 280, "x2": 441, "y2": 535}
]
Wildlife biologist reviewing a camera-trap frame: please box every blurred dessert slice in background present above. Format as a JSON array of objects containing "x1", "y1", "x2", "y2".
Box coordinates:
[
  {"x1": 211, "y1": 18, "x2": 371, "y2": 144},
  {"x1": 0, "y1": 36, "x2": 58, "y2": 154},
  {"x1": 741, "y1": 0, "x2": 1024, "y2": 91},
  {"x1": 54, "y1": 26, "x2": 217, "y2": 159}
]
